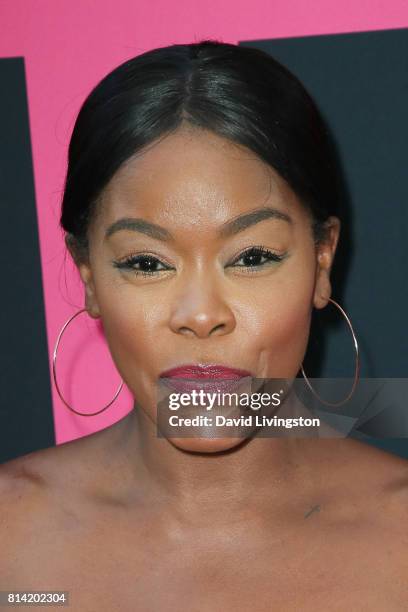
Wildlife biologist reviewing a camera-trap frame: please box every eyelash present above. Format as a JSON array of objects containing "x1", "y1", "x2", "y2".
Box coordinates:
[{"x1": 112, "y1": 246, "x2": 287, "y2": 277}]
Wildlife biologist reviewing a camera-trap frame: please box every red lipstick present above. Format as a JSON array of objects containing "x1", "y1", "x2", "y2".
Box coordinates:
[
  {"x1": 158, "y1": 364, "x2": 253, "y2": 394},
  {"x1": 160, "y1": 364, "x2": 253, "y2": 378}
]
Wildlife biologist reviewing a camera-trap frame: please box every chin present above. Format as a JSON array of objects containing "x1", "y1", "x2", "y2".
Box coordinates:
[{"x1": 168, "y1": 436, "x2": 249, "y2": 454}]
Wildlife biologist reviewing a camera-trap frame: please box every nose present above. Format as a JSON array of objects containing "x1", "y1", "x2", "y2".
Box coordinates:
[{"x1": 169, "y1": 275, "x2": 236, "y2": 339}]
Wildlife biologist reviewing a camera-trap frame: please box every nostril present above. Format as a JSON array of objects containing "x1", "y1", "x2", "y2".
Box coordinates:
[
  {"x1": 178, "y1": 327, "x2": 194, "y2": 336},
  {"x1": 210, "y1": 323, "x2": 226, "y2": 335}
]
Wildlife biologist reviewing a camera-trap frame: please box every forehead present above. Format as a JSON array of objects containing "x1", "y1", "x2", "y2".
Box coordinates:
[{"x1": 94, "y1": 126, "x2": 305, "y2": 232}]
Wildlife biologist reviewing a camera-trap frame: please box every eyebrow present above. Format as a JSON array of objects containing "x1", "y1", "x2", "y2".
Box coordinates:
[{"x1": 104, "y1": 206, "x2": 293, "y2": 242}]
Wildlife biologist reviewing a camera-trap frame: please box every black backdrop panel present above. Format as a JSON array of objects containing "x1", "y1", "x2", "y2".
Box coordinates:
[
  {"x1": 0, "y1": 57, "x2": 55, "y2": 464},
  {"x1": 240, "y1": 28, "x2": 408, "y2": 456}
]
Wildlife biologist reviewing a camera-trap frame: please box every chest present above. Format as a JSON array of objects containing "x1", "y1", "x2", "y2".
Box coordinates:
[{"x1": 5, "y1": 523, "x2": 407, "y2": 611}]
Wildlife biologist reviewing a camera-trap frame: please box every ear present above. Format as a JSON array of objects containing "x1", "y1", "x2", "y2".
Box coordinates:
[
  {"x1": 65, "y1": 234, "x2": 101, "y2": 319},
  {"x1": 313, "y1": 216, "x2": 341, "y2": 310}
]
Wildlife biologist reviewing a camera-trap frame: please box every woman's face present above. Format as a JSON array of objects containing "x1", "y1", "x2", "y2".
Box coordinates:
[{"x1": 72, "y1": 126, "x2": 340, "y2": 452}]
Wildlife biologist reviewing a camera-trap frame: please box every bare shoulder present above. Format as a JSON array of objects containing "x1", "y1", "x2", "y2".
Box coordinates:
[
  {"x1": 0, "y1": 451, "x2": 47, "y2": 506},
  {"x1": 343, "y1": 439, "x2": 408, "y2": 579},
  {"x1": 0, "y1": 430, "x2": 101, "y2": 505},
  {"x1": 0, "y1": 423, "x2": 118, "y2": 524},
  {"x1": 308, "y1": 438, "x2": 408, "y2": 605},
  {"x1": 354, "y1": 438, "x2": 408, "y2": 495},
  {"x1": 0, "y1": 438, "x2": 78, "y2": 490},
  {"x1": 0, "y1": 451, "x2": 50, "y2": 583},
  {"x1": 0, "y1": 438, "x2": 98, "y2": 587},
  {"x1": 0, "y1": 444, "x2": 66, "y2": 528},
  {"x1": 370, "y1": 443, "x2": 408, "y2": 525},
  {"x1": 336, "y1": 437, "x2": 408, "y2": 513},
  {"x1": 371, "y1": 445, "x2": 408, "y2": 588}
]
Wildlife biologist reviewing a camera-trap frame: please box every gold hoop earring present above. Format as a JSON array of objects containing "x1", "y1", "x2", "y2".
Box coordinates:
[
  {"x1": 300, "y1": 297, "x2": 360, "y2": 407},
  {"x1": 52, "y1": 308, "x2": 123, "y2": 416}
]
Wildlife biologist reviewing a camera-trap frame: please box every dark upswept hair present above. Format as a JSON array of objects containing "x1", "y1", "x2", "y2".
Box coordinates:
[{"x1": 61, "y1": 39, "x2": 340, "y2": 261}]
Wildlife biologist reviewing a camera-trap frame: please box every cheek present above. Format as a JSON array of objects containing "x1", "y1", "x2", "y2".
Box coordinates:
[
  {"x1": 97, "y1": 291, "x2": 166, "y2": 411},
  {"x1": 260, "y1": 298, "x2": 312, "y2": 377},
  {"x1": 242, "y1": 263, "x2": 315, "y2": 378},
  {"x1": 95, "y1": 285, "x2": 162, "y2": 378}
]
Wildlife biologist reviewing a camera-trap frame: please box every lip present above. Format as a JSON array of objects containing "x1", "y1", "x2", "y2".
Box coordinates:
[
  {"x1": 158, "y1": 364, "x2": 253, "y2": 395},
  {"x1": 159, "y1": 363, "x2": 253, "y2": 379}
]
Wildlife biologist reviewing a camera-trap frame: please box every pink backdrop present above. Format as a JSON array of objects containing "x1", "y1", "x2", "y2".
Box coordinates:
[{"x1": 1, "y1": 0, "x2": 407, "y2": 444}]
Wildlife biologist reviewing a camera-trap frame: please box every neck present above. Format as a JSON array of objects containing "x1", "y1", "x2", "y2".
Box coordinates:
[{"x1": 93, "y1": 388, "x2": 339, "y2": 523}]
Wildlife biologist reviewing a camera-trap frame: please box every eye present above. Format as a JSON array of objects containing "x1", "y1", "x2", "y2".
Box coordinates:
[
  {"x1": 112, "y1": 245, "x2": 287, "y2": 278},
  {"x1": 112, "y1": 253, "x2": 173, "y2": 276},
  {"x1": 229, "y1": 246, "x2": 287, "y2": 271}
]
